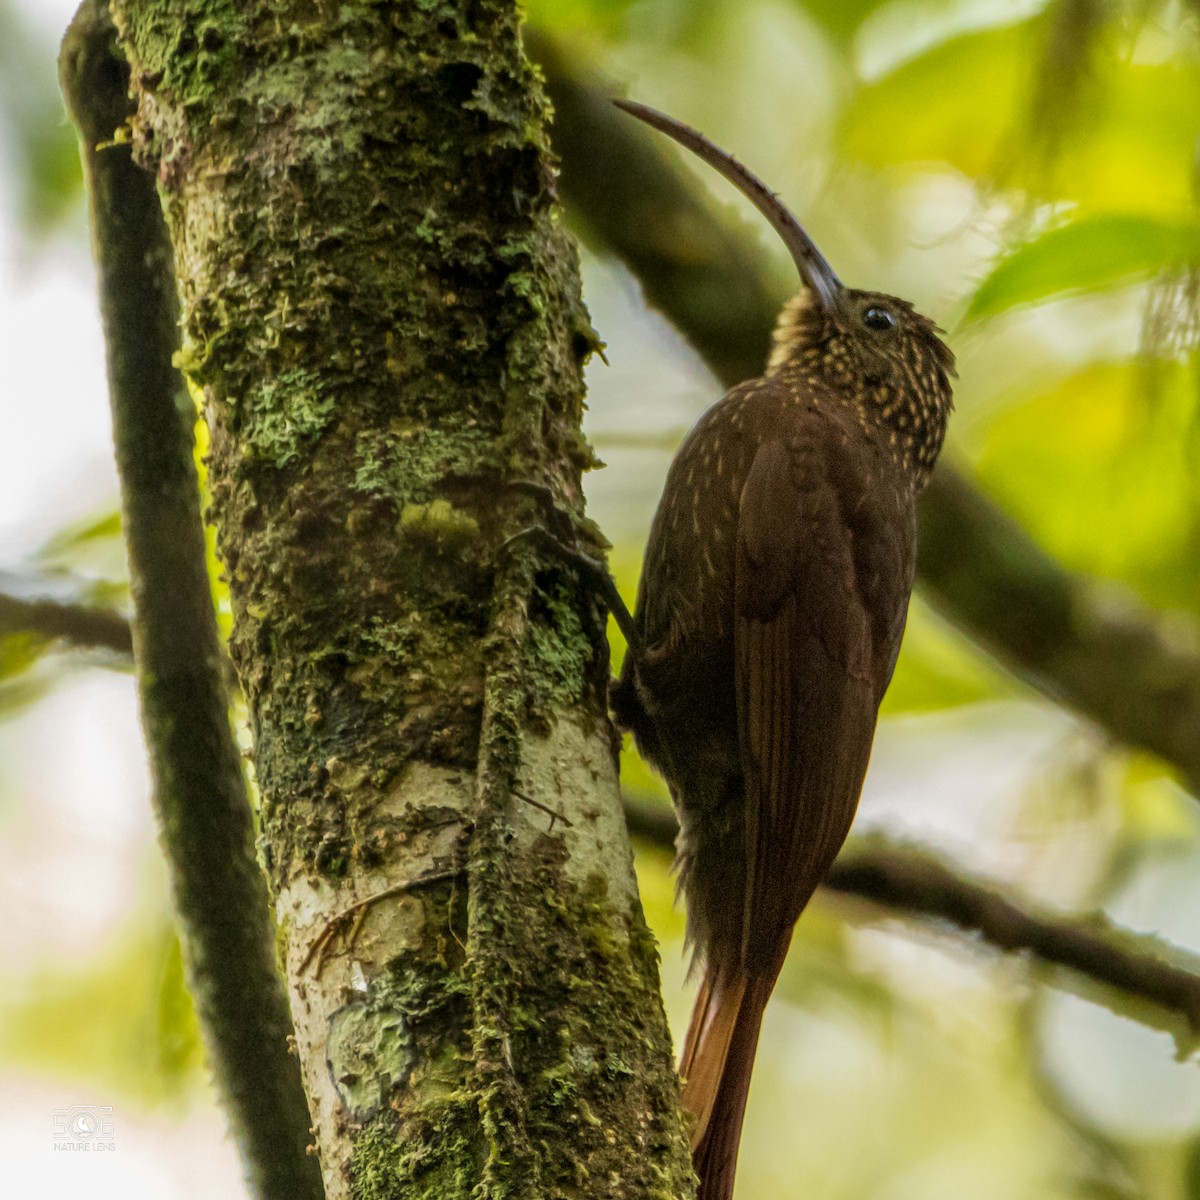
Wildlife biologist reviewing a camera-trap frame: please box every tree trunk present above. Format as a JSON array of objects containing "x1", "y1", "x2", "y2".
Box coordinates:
[{"x1": 107, "y1": 3, "x2": 694, "y2": 1196}]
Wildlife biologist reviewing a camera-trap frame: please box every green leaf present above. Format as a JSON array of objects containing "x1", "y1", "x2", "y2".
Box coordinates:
[
  {"x1": 0, "y1": 920, "x2": 205, "y2": 1104},
  {"x1": 523, "y1": 0, "x2": 645, "y2": 38},
  {"x1": 966, "y1": 215, "x2": 1200, "y2": 321},
  {"x1": 0, "y1": 630, "x2": 48, "y2": 681},
  {"x1": 36, "y1": 509, "x2": 123, "y2": 561},
  {"x1": 793, "y1": 0, "x2": 897, "y2": 43},
  {"x1": 842, "y1": 19, "x2": 1034, "y2": 180},
  {"x1": 1043, "y1": 60, "x2": 1200, "y2": 216},
  {"x1": 0, "y1": 627, "x2": 59, "y2": 717},
  {"x1": 843, "y1": 16, "x2": 1200, "y2": 214},
  {"x1": 34, "y1": 509, "x2": 130, "y2": 605},
  {"x1": 970, "y1": 358, "x2": 1200, "y2": 615},
  {"x1": 0, "y1": 4, "x2": 84, "y2": 235}
]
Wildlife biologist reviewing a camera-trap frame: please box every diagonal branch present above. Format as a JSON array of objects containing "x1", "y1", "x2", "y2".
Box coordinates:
[
  {"x1": 534, "y1": 36, "x2": 1200, "y2": 796},
  {"x1": 44, "y1": 14, "x2": 1200, "y2": 1074},
  {"x1": 624, "y1": 795, "x2": 1200, "y2": 1044},
  {"x1": 59, "y1": 6, "x2": 323, "y2": 1198},
  {"x1": 826, "y1": 833, "x2": 1200, "y2": 1044},
  {"x1": 15, "y1": 567, "x2": 1200, "y2": 1050}
]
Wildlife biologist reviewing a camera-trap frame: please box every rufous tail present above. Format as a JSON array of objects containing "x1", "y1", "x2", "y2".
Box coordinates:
[{"x1": 679, "y1": 965, "x2": 782, "y2": 1200}]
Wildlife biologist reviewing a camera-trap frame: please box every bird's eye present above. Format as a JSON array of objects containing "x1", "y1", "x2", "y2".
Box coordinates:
[{"x1": 863, "y1": 306, "x2": 896, "y2": 331}]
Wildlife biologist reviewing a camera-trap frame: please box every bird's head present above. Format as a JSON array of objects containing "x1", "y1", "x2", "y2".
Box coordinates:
[{"x1": 614, "y1": 99, "x2": 955, "y2": 482}]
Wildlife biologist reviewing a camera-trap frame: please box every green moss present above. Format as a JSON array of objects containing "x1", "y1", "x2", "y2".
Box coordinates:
[
  {"x1": 399, "y1": 500, "x2": 481, "y2": 553},
  {"x1": 114, "y1": 0, "x2": 691, "y2": 1192},
  {"x1": 353, "y1": 423, "x2": 495, "y2": 503},
  {"x1": 473, "y1": 852, "x2": 692, "y2": 1193},
  {"x1": 344, "y1": 851, "x2": 691, "y2": 1199},
  {"x1": 171, "y1": 328, "x2": 225, "y2": 377},
  {"x1": 114, "y1": 4, "x2": 247, "y2": 109},
  {"x1": 523, "y1": 578, "x2": 593, "y2": 710},
  {"x1": 348, "y1": 960, "x2": 482, "y2": 1200},
  {"x1": 328, "y1": 1002, "x2": 415, "y2": 1118},
  {"x1": 352, "y1": 1111, "x2": 481, "y2": 1200},
  {"x1": 240, "y1": 369, "x2": 337, "y2": 467}
]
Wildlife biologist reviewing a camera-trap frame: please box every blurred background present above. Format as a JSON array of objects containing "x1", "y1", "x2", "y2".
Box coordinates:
[{"x1": 4, "y1": 0, "x2": 1200, "y2": 1195}]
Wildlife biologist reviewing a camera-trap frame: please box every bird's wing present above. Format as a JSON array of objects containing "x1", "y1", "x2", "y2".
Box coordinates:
[{"x1": 733, "y1": 434, "x2": 878, "y2": 969}]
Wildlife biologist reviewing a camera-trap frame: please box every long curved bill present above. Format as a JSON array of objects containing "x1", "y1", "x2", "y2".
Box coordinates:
[{"x1": 613, "y1": 99, "x2": 843, "y2": 312}]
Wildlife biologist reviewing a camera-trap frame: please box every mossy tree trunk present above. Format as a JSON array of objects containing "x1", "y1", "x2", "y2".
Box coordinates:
[{"x1": 106, "y1": 2, "x2": 693, "y2": 1197}]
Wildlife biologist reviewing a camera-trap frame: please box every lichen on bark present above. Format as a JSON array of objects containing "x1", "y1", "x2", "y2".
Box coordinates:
[{"x1": 108, "y1": 1, "x2": 693, "y2": 1196}]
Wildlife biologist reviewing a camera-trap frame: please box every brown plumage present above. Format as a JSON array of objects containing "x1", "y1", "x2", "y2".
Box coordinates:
[{"x1": 609, "y1": 102, "x2": 955, "y2": 1200}]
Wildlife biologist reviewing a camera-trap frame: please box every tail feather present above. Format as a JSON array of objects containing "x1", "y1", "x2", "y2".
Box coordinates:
[
  {"x1": 679, "y1": 971, "x2": 747, "y2": 1148},
  {"x1": 679, "y1": 967, "x2": 781, "y2": 1200}
]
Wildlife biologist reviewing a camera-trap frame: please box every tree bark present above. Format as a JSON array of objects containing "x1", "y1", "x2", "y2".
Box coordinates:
[
  {"x1": 60, "y1": 6, "x2": 323, "y2": 1196},
  {"x1": 108, "y1": 3, "x2": 693, "y2": 1197}
]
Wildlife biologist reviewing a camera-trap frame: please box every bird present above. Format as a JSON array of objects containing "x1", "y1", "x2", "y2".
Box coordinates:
[{"x1": 607, "y1": 100, "x2": 956, "y2": 1199}]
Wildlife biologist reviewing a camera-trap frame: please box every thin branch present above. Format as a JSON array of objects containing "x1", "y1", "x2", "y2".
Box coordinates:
[
  {"x1": 28, "y1": 562, "x2": 1200, "y2": 1045},
  {"x1": 914, "y1": 471, "x2": 1200, "y2": 797},
  {"x1": 535, "y1": 36, "x2": 1200, "y2": 795},
  {"x1": 298, "y1": 867, "x2": 465, "y2": 977},
  {"x1": 0, "y1": 589, "x2": 132, "y2": 657},
  {"x1": 826, "y1": 834, "x2": 1200, "y2": 1041},
  {"x1": 623, "y1": 795, "x2": 1200, "y2": 1044},
  {"x1": 59, "y1": 7, "x2": 323, "y2": 1199}
]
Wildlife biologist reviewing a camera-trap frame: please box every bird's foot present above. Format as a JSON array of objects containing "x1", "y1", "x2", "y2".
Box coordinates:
[{"x1": 502, "y1": 523, "x2": 640, "y2": 654}]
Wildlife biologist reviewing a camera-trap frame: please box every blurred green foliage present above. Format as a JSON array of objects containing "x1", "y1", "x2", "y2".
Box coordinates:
[
  {"x1": 973, "y1": 357, "x2": 1200, "y2": 611},
  {"x1": 0, "y1": 1, "x2": 82, "y2": 232},
  {"x1": 0, "y1": 916, "x2": 204, "y2": 1104},
  {"x1": 566, "y1": 1, "x2": 1200, "y2": 1195},
  {"x1": 968, "y1": 216, "x2": 1200, "y2": 322},
  {"x1": 0, "y1": 508, "x2": 129, "y2": 710},
  {"x1": 4, "y1": 0, "x2": 1200, "y2": 1195}
]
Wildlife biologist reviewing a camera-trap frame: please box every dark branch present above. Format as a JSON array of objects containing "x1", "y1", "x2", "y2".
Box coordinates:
[
  {"x1": 58, "y1": 7, "x2": 323, "y2": 1199},
  {"x1": 25, "y1": 571, "x2": 1200, "y2": 1045},
  {"x1": 826, "y1": 835, "x2": 1200, "y2": 1043},
  {"x1": 625, "y1": 794, "x2": 1200, "y2": 1042},
  {"x1": 47, "y1": 15, "x2": 1200, "y2": 1060},
  {"x1": 0, "y1": 589, "x2": 132, "y2": 657},
  {"x1": 914, "y1": 471, "x2": 1200, "y2": 795},
  {"x1": 535, "y1": 35, "x2": 1200, "y2": 796},
  {"x1": 532, "y1": 31, "x2": 777, "y2": 385}
]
